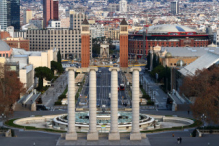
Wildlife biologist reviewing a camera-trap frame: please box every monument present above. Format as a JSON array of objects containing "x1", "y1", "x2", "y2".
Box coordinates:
[
  {"x1": 65, "y1": 67, "x2": 142, "y2": 141},
  {"x1": 100, "y1": 39, "x2": 109, "y2": 60}
]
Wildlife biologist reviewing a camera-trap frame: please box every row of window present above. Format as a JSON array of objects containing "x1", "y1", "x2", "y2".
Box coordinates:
[{"x1": 0, "y1": 53, "x2": 8, "y2": 57}]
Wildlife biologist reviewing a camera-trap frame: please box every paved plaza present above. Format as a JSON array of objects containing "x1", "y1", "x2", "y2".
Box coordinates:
[
  {"x1": 1, "y1": 67, "x2": 218, "y2": 146},
  {"x1": 1, "y1": 128, "x2": 219, "y2": 146},
  {"x1": 57, "y1": 133, "x2": 150, "y2": 146}
]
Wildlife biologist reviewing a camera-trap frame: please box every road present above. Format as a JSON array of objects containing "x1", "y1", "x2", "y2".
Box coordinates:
[{"x1": 82, "y1": 67, "x2": 127, "y2": 109}]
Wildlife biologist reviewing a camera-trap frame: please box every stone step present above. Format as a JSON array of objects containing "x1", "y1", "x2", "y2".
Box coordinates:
[{"x1": 14, "y1": 103, "x2": 30, "y2": 111}]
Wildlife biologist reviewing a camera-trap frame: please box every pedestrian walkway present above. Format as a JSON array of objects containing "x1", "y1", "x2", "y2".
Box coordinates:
[
  {"x1": 42, "y1": 73, "x2": 68, "y2": 107},
  {"x1": 57, "y1": 133, "x2": 150, "y2": 146},
  {"x1": 142, "y1": 72, "x2": 168, "y2": 110}
]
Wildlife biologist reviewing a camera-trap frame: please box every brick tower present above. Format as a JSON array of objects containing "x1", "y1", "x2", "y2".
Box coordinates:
[
  {"x1": 81, "y1": 18, "x2": 90, "y2": 68},
  {"x1": 120, "y1": 18, "x2": 128, "y2": 68}
]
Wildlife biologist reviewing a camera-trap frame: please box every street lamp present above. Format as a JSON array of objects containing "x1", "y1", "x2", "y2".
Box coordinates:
[{"x1": 201, "y1": 114, "x2": 207, "y2": 130}]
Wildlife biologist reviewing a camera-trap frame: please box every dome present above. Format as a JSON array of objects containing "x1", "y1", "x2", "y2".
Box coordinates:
[
  {"x1": 176, "y1": 60, "x2": 185, "y2": 67},
  {"x1": 0, "y1": 40, "x2": 11, "y2": 51},
  {"x1": 138, "y1": 24, "x2": 197, "y2": 34},
  {"x1": 165, "y1": 52, "x2": 172, "y2": 58}
]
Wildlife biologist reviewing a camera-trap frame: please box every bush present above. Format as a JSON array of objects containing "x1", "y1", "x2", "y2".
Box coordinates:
[
  {"x1": 191, "y1": 129, "x2": 197, "y2": 137},
  {"x1": 143, "y1": 94, "x2": 151, "y2": 100},
  {"x1": 11, "y1": 129, "x2": 15, "y2": 137},
  {"x1": 54, "y1": 100, "x2": 62, "y2": 105},
  {"x1": 147, "y1": 100, "x2": 155, "y2": 105},
  {"x1": 58, "y1": 94, "x2": 66, "y2": 100}
]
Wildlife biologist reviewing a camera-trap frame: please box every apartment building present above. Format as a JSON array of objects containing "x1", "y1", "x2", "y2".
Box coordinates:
[
  {"x1": 90, "y1": 24, "x2": 105, "y2": 38},
  {"x1": 70, "y1": 10, "x2": 85, "y2": 30},
  {"x1": 26, "y1": 28, "x2": 92, "y2": 59}
]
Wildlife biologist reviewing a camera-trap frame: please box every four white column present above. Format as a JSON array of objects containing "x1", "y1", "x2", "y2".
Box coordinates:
[
  {"x1": 87, "y1": 67, "x2": 99, "y2": 140},
  {"x1": 130, "y1": 67, "x2": 142, "y2": 140},
  {"x1": 65, "y1": 67, "x2": 141, "y2": 141},
  {"x1": 109, "y1": 67, "x2": 120, "y2": 140},
  {"x1": 65, "y1": 67, "x2": 77, "y2": 140}
]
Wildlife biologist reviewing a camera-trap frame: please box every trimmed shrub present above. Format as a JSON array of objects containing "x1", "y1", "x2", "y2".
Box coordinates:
[
  {"x1": 58, "y1": 94, "x2": 66, "y2": 100},
  {"x1": 54, "y1": 101, "x2": 62, "y2": 105},
  {"x1": 191, "y1": 129, "x2": 197, "y2": 137},
  {"x1": 147, "y1": 100, "x2": 155, "y2": 105}
]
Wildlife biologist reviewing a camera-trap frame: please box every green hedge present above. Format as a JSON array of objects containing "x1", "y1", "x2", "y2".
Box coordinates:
[
  {"x1": 147, "y1": 100, "x2": 155, "y2": 105},
  {"x1": 54, "y1": 101, "x2": 62, "y2": 105}
]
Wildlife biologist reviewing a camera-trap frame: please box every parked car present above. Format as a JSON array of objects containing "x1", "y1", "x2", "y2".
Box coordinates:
[{"x1": 36, "y1": 104, "x2": 49, "y2": 111}]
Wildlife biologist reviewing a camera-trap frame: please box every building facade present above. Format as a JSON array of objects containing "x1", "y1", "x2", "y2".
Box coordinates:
[
  {"x1": 120, "y1": 19, "x2": 128, "y2": 68},
  {"x1": 119, "y1": 0, "x2": 127, "y2": 13},
  {"x1": 70, "y1": 11, "x2": 85, "y2": 30},
  {"x1": 29, "y1": 19, "x2": 44, "y2": 29},
  {"x1": 23, "y1": 9, "x2": 33, "y2": 24},
  {"x1": 43, "y1": 0, "x2": 59, "y2": 28},
  {"x1": 26, "y1": 28, "x2": 92, "y2": 59},
  {"x1": 4, "y1": 37, "x2": 30, "y2": 51},
  {"x1": 171, "y1": 1, "x2": 179, "y2": 15},
  {"x1": 0, "y1": 0, "x2": 7, "y2": 30},
  {"x1": 108, "y1": 4, "x2": 120, "y2": 12},
  {"x1": 53, "y1": 0, "x2": 59, "y2": 20},
  {"x1": 128, "y1": 24, "x2": 211, "y2": 59},
  {"x1": 81, "y1": 19, "x2": 90, "y2": 68},
  {"x1": 90, "y1": 24, "x2": 105, "y2": 38},
  {"x1": 0, "y1": 0, "x2": 20, "y2": 31}
]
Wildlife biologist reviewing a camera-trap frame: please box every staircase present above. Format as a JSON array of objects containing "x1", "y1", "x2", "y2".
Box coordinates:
[{"x1": 14, "y1": 103, "x2": 30, "y2": 111}]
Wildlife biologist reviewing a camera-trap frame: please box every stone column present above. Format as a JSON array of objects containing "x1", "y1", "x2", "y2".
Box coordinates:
[
  {"x1": 109, "y1": 67, "x2": 120, "y2": 140},
  {"x1": 87, "y1": 67, "x2": 99, "y2": 140},
  {"x1": 65, "y1": 67, "x2": 77, "y2": 140},
  {"x1": 130, "y1": 67, "x2": 142, "y2": 140}
]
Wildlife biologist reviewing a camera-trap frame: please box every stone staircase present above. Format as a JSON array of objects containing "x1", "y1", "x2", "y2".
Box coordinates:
[{"x1": 14, "y1": 103, "x2": 30, "y2": 111}]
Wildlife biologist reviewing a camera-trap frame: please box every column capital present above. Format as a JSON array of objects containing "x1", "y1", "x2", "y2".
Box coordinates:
[
  {"x1": 130, "y1": 67, "x2": 141, "y2": 72},
  {"x1": 87, "y1": 67, "x2": 98, "y2": 72},
  {"x1": 66, "y1": 67, "x2": 77, "y2": 72},
  {"x1": 109, "y1": 67, "x2": 120, "y2": 72}
]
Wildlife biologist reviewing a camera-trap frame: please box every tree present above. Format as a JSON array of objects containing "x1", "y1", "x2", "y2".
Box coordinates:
[
  {"x1": 150, "y1": 65, "x2": 165, "y2": 82},
  {"x1": 0, "y1": 64, "x2": 25, "y2": 117},
  {"x1": 57, "y1": 50, "x2": 61, "y2": 64},
  {"x1": 180, "y1": 66, "x2": 219, "y2": 124},
  {"x1": 146, "y1": 52, "x2": 151, "y2": 70},
  {"x1": 164, "y1": 66, "x2": 171, "y2": 92},
  {"x1": 35, "y1": 67, "x2": 54, "y2": 91},
  {"x1": 51, "y1": 61, "x2": 64, "y2": 74}
]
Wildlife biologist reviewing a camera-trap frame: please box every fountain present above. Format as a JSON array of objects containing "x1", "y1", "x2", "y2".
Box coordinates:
[{"x1": 51, "y1": 111, "x2": 154, "y2": 132}]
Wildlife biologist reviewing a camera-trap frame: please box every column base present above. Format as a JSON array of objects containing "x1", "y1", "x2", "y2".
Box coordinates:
[
  {"x1": 87, "y1": 132, "x2": 99, "y2": 140},
  {"x1": 130, "y1": 132, "x2": 142, "y2": 140},
  {"x1": 108, "y1": 132, "x2": 120, "y2": 140},
  {"x1": 65, "y1": 132, "x2": 77, "y2": 140}
]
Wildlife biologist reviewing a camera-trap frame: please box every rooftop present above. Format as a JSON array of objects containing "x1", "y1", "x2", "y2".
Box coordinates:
[
  {"x1": 138, "y1": 24, "x2": 198, "y2": 34},
  {"x1": 161, "y1": 47, "x2": 219, "y2": 57},
  {"x1": 0, "y1": 40, "x2": 11, "y2": 51}
]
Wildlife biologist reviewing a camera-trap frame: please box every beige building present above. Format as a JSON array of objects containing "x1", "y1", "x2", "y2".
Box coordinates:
[
  {"x1": 70, "y1": 10, "x2": 85, "y2": 30},
  {"x1": 23, "y1": 9, "x2": 33, "y2": 24},
  {"x1": 104, "y1": 27, "x2": 120, "y2": 40},
  {"x1": 26, "y1": 28, "x2": 92, "y2": 59},
  {"x1": 60, "y1": 17, "x2": 70, "y2": 28}
]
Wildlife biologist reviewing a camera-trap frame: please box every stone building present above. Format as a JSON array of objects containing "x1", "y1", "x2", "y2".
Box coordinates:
[{"x1": 128, "y1": 24, "x2": 212, "y2": 59}]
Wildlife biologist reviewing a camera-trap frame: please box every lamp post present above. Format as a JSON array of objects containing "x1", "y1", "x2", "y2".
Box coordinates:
[{"x1": 201, "y1": 114, "x2": 206, "y2": 130}]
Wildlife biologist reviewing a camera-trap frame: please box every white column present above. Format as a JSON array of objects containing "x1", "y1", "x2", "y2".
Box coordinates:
[
  {"x1": 109, "y1": 67, "x2": 120, "y2": 140},
  {"x1": 87, "y1": 67, "x2": 99, "y2": 140},
  {"x1": 130, "y1": 67, "x2": 142, "y2": 140},
  {"x1": 65, "y1": 67, "x2": 77, "y2": 140}
]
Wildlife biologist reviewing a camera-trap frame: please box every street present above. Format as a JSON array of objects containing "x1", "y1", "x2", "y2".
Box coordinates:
[{"x1": 82, "y1": 67, "x2": 128, "y2": 109}]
